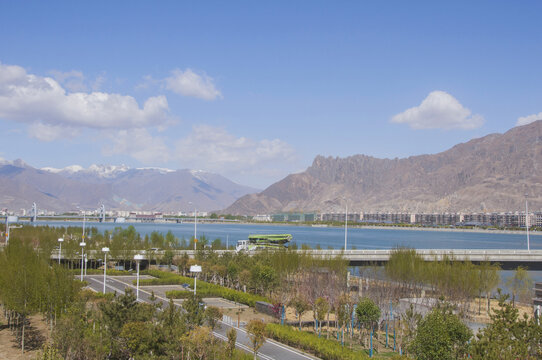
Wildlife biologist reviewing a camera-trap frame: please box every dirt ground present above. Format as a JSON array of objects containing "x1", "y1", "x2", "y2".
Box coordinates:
[
  {"x1": 0, "y1": 312, "x2": 49, "y2": 360},
  {"x1": 468, "y1": 298, "x2": 533, "y2": 323},
  {"x1": 227, "y1": 296, "x2": 534, "y2": 330}
]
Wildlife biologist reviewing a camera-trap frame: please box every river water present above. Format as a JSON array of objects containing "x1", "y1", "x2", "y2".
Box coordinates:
[{"x1": 34, "y1": 220, "x2": 542, "y2": 250}]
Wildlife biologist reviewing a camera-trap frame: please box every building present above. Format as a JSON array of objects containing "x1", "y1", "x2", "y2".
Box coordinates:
[
  {"x1": 271, "y1": 212, "x2": 319, "y2": 222},
  {"x1": 321, "y1": 213, "x2": 360, "y2": 222},
  {"x1": 253, "y1": 214, "x2": 272, "y2": 222}
]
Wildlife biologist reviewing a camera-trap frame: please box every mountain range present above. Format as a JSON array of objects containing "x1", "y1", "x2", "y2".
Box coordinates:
[
  {"x1": 225, "y1": 120, "x2": 542, "y2": 215},
  {"x1": 0, "y1": 160, "x2": 258, "y2": 213}
]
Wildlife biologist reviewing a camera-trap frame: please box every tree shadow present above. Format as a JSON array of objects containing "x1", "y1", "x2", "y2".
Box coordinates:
[{"x1": 12, "y1": 319, "x2": 46, "y2": 351}]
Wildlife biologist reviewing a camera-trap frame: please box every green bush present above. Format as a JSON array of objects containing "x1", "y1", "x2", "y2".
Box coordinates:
[
  {"x1": 142, "y1": 270, "x2": 269, "y2": 306},
  {"x1": 265, "y1": 323, "x2": 368, "y2": 360}
]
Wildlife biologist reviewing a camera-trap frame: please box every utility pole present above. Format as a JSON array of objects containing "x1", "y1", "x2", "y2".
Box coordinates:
[{"x1": 526, "y1": 193, "x2": 530, "y2": 251}]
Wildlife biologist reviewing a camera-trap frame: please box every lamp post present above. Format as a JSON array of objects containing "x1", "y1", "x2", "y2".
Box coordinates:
[
  {"x1": 79, "y1": 242, "x2": 86, "y2": 281},
  {"x1": 526, "y1": 193, "x2": 530, "y2": 251},
  {"x1": 57, "y1": 238, "x2": 63, "y2": 264},
  {"x1": 82, "y1": 210, "x2": 86, "y2": 240},
  {"x1": 4, "y1": 216, "x2": 8, "y2": 246},
  {"x1": 102, "y1": 247, "x2": 110, "y2": 294},
  {"x1": 190, "y1": 265, "x2": 202, "y2": 296},
  {"x1": 134, "y1": 254, "x2": 144, "y2": 301},
  {"x1": 84, "y1": 253, "x2": 88, "y2": 276},
  {"x1": 194, "y1": 208, "x2": 197, "y2": 250}
]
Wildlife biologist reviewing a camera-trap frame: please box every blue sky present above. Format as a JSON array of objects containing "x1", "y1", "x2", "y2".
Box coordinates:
[{"x1": 0, "y1": 1, "x2": 541, "y2": 188}]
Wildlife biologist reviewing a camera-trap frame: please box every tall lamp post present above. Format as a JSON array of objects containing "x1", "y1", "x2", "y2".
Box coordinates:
[
  {"x1": 190, "y1": 265, "x2": 202, "y2": 296},
  {"x1": 134, "y1": 254, "x2": 144, "y2": 301},
  {"x1": 188, "y1": 202, "x2": 198, "y2": 250},
  {"x1": 5, "y1": 217, "x2": 9, "y2": 246},
  {"x1": 525, "y1": 193, "x2": 530, "y2": 251},
  {"x1": 79, "y1": 241, "x2": 86, "y2": 281},
  {"x1": 57, "y1": 238, "x2": 63, "y2": 264},
  {"x1": 194, "y1": 208, "x2": 197, "y2": 250},
  {"x1": 102, "y1": 247, "x2": 110, "y2": 294}
]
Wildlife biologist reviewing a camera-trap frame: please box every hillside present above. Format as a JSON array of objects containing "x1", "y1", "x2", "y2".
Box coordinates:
[
  {"x1": 0, "y1": 161, "x2": 258, "y2": 212},
  {"x1": 225, "y1": 121, "x2": 542, "y2": 215}
]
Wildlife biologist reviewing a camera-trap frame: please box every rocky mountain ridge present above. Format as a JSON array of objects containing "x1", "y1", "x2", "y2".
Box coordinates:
[{"x1": 225, "y1": 121, "x2": 542, "y2": 215}]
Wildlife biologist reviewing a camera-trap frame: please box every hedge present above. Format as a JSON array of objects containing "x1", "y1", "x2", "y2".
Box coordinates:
[
  {"x1": 265, "y1": 323, "x2": 368, "y2": 360},
  {"x1": 140, "y1": 269, "x2": 270, "y2": 307}
]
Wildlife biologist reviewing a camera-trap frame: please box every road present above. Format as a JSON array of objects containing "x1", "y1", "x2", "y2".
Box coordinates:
[{"x1": 85, "y1": 275, "x2": 317, "y2": 360}]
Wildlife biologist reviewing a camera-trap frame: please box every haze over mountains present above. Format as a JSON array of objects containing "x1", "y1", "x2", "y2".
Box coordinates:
[
  {"x1": 0, "y1": 160, "x2": 258, "y2": 212},
  {"x1": 225, "y1": 121, "x2": 542, "y2": 215}
]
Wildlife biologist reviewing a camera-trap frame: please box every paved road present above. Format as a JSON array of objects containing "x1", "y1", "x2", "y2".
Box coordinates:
[{"x1": 85, "y1": 275, "x2": 317, "y2": 360}]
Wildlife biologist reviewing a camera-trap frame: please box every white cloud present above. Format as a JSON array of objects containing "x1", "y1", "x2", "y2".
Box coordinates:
[
  {"x1": 175, "y1": 125, "x2": 296, "y2": 175},
  {"x1": 27, "y1": 122, "x2": 80, "y2": 142},
  {"x1": 103, "y1": 128, "x2": 170, "y2": 164},
  {"x1": 0, "y1": 62, "x2": 171, "y2": 131},
  {"x1": 391, "y1": 91, "x2": 484, "y2": 130},
  {"x1": 516, "y1": 112, "x2": 542, "y2": 126},
  {"x1": 165, "y1": 69, "x2": 221, "y2": 100}
]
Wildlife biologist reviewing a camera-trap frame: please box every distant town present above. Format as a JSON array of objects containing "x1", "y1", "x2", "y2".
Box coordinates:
[{"x1": 2, "y1": 205, "x2": 541, "y2": 230}]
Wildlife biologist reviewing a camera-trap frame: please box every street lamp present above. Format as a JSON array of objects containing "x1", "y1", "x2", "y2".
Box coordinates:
[
  {"x1": 525, "y1": 193, "x2": 530, "y2": 251},
  {"x1": 79, "y1": 242, "x2": 86, "y2": 281},
  {"x1": 189, "y1": 202, "x2": 198, "y2": 250},
  {"x1": 194, "y1": 209, "x2": 197, "y2": 250},
  {"x1": 57, "y1": 238, "x2": 63, "y2": 264},
  {"x1": 190, "y1": 264, "x2": 202, "y2": 296},
  {"x1": 134, "y1": 254, "x2": 144, "y2": 301},
  {"x1": 102, "y1": 247, "x2": 110, "y2": 294}
]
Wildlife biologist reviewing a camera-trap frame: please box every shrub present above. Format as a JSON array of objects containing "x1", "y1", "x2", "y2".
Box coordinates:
[
  {"x1": 265, "y1": 323, "x2": 368, "y2": 360},
  {"x1": 143, "y1": 270, "x2": 269, "y2": 307}
]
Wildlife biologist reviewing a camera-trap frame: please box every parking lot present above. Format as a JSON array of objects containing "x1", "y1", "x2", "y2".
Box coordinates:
[{"x1": 110, "y1": 276, "x2": 248, "y2": 309}]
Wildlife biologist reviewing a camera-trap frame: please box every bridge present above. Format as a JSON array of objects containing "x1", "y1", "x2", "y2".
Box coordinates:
[{"x1": 51, "y1": 249, "x2": 542, "y2": 270}]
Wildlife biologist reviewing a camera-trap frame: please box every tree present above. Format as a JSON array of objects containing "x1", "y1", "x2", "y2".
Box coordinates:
[
  {"x1": 158, "y1": 299, "x2": 186, "y2": 357},
  {"x1": 226, "y1": 327, "x2": 237, "y2": 359},
  {"x1": 506, "y1": 266, "x2": 533, "y2": 306},
  {"x1": 246, "y1": 319, "x2": 266, "y2": 360},
  {"x1": 204, "y1": 306, "x2": 222, "y2": 331},
  {"x1": 289, "y1": 297, "x2": 309, "y2": 330},
  {"x1": 182, "y1": 295, "x2": 204, "y2": 329},
  {"x1": 0, "y1": 238, "x2": 44, "y2": 353},
  {"x1": 355, "y1": 297, "x2": 381, "y2": 346},
  {"x1": 175, "y1": 252, "x2": 190, "y2": 275},
  {"x1": 314, "y1": 297, "x2": 329, "y2": 336},
  {"x1": 477, "y1": 260, "x2": 500, "y2": 314},
  {"x1": 470, "y1": 292, "x2": 542, "y2": 359},
  {"x1": 251, "y1": 264, "x2": 278, "y2": 295},
  {"x1": 162, "y1": 249, "x2": 174, "y2": 269},
  {"x1": 409, "y1": 304, "x2": 472, "y2": 360},
  {"x1": 119, "y1": 321, "x2": 153, "y2": 357},
  {"x1": 184, "y1": 326, "x2": 216, "y2": 360},
  {"x1": 400, "y1": 303, "x2": 422, "y2": 354}
]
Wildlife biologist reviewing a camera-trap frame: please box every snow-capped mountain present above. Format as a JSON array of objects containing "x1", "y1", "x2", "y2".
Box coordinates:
[
  {"x1": 41, "y1": 164, "x2": 131, "y2": 179},
  {"x1": 0, "y1": 160, "x2": 259, "y2": 212}
]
